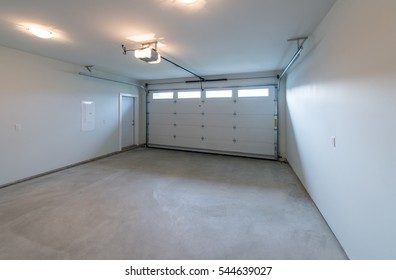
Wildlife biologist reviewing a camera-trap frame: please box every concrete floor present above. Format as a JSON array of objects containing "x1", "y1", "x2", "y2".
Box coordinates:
[{"x1": 0, "y1": 148, "x2": 347, "y2": 260}]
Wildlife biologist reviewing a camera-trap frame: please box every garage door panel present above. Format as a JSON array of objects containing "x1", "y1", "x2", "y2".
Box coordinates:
[
  {"x1": 149, "y1": 101, "x2": 175, "y2": 113},
  {"x1": 174, "y1": 137, "x2": 206, "y2": 150},
  {"x1": 236, "y1": 99, "x2": 274, "y2": 113},
  {"x1": 204, "y1": 99, "x2": 235, "y2": 114},
  {"x1": 233, "y1": 141, "x2": 275, "y2": 155},
  {"x1": 148, "y1": 87, "x2": 277, "y2": 159},
  {"x1": 235, "y1": 115, "x2": 274, "y2": 128},
  {"x1": 204, "y1": 126, "x2": 235, "y2": 140},
  {"x1": 176, "y1": 100, "x2": 202, "y2": 114},
  {"x1": 176, "y1": 114, "x2": 204, "y2": 126},
  {"x1": 149, "y1": 124, "x2": 175, "y2": 136},
  {"x1": 202, "y1": 139, "x2": 237, "y2": 152},
  {"x1": 149, "y1": 114, "x2": 176, "y2": 126},
  {"x1": 149, "y1": 135, "x2": 176, "y2": 146},
  {"x1": 235, "y1": 127, "x2": 275, "y2": 140},
  {"x1": 176, "y1": 125, "x2": 203, "y2": 138},
  {"x1": 202, "y1": 114, "x2": 235, "y2": 127}
]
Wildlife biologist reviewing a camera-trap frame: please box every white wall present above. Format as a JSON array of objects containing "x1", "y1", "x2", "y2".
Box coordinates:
[
  {"x1": 0, "y1": 46, "x2": 142, "y2": 186},
  {"x1": 286, "y1": 0, "x2": 396, "y2": 259}
]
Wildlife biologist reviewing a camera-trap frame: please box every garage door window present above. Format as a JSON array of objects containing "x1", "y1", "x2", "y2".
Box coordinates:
[
  {"x1": 206, "y1": 90, "x2": 233, "y2": 98},
  {"x1": 238, "y1": 88, "x2": 269, "y2": 98},
  {"x1": 153, "y1": 92, "x2": 174, "y2": 99},
  {"x1": 177, "y1": 91, "x2": 201, "y2": 99}
]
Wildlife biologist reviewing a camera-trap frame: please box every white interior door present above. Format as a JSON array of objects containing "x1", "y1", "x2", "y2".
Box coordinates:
[{"x1": 121, "y1": 96, "x2": 135, "y2": 148}]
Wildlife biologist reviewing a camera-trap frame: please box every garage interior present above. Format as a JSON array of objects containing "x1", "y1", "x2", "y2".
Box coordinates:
[{"x1": 0, "y1": 0, "x2": 395, "y2": 260}]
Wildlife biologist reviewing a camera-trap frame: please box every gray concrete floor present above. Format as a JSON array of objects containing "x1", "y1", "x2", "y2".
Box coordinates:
[{"x1": 0, "y1": 148, "x2": 347, "y2": 260}]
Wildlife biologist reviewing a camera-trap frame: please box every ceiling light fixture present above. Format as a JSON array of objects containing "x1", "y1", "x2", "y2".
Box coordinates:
[
  {"x1": 179, "y1": 0, "x2": 197, "y2": 3},
  {"x1": 27, "y1": 27, "x2": 54, "y2": 39},
  {"x1": 179, "y1": 0, "x2": 198, "y2": 4}
]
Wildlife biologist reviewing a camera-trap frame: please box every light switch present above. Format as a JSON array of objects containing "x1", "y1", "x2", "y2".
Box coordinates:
[{"x1": 14, "y1": 124, "x2": 22, "y2": 131}]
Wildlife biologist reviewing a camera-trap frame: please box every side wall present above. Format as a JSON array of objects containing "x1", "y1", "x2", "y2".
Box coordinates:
[
  {"x1": 0, "y1": 46, "x2": 142, "y2": 186},
  {"x1": 286, "y1": 0, "x2": 396, "y2": 259}
]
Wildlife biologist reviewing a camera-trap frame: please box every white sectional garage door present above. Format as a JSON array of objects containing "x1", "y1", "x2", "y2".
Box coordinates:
[{"x1": 147, "y1": 86, "x2": 277, "y2": 159}]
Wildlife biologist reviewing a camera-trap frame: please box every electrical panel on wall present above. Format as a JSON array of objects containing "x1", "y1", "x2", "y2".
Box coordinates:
[{"x1": 81, "y1": 101, "x2": 95, "y2": 131}]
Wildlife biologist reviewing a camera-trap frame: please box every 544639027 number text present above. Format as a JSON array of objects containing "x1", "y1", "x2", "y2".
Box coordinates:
[{"x1": 218, "y1": 266, "x2": 272, "y2": 276}]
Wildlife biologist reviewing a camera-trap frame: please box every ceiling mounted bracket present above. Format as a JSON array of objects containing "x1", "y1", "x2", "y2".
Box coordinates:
[
  {"x1": 121, "y1": 44, "x2": 133, "y2": 55},
  {"x1": 84, "y1": 65, "x2": 93, "y2": 72},
  {"x1": 141, "y1": 41, "x2": 158, "y2": 50},
  {"x1": 122, "y1": 41, "x2": 159, "y2": 55},
  {"x1": 287, "y1": 37, "x2": 308, "y2": 50}
]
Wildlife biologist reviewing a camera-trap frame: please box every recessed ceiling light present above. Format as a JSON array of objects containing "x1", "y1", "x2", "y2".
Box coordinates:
[
  {"x1": 28, "y1": 27, "x2": 54, "y2": 39},
  {"x1": 179, "y1": 0, "x2": 198, "y2": 4}
]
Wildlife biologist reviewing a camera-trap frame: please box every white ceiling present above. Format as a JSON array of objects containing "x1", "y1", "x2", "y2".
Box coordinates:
[{"x1": 0, "y1": 0, "x2": 335, "y2": 81}]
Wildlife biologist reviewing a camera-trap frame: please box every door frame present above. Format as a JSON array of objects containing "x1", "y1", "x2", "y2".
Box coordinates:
[{"x1": 119, "y1": 93, "x2": 139, "y2": 151}]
